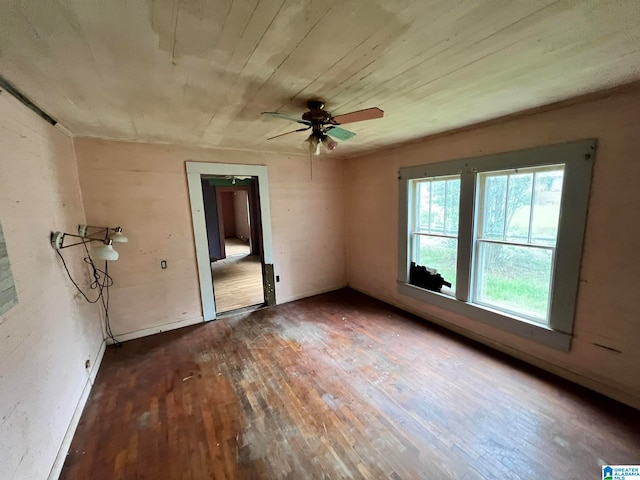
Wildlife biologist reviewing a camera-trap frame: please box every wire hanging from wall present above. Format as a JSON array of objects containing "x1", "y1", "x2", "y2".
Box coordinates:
[
  {"x1": 51, "y1": 225, "x2": 127, "y2": 346},
  {"x1": 55, "y1": 240, "x2": 120, "y2": 346}
]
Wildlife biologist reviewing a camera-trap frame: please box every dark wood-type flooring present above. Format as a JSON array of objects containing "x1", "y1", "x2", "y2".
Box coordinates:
[{"x1": 60, "y1": 289, "x2": 640, "y2": 479}]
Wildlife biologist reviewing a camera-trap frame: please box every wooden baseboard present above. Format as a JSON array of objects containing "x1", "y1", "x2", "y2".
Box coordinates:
[
  {"x1": 107, "y1": 316, "x2": 204, "y2": 344},
  {"x1": 47, "y1": 340, "x2": 106, "y2": 480},
  {"x1": 277, "y1": 283, "x2": 348, "y2": 305}
]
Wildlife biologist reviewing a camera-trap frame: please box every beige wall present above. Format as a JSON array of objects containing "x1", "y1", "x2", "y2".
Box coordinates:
[
  {"x1": 0, "y1": 93, "x2": 104, "y2": 479},
  {"x1": 73, "y1": 139, "x2": 346, "y2": 338},
  {"x1": 345, "y1": 87, "x2": 640, "y2": 409}
]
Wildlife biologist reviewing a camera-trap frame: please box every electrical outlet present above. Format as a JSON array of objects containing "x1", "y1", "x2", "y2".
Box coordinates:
[
  {"x1": 276, "y1": 275, "x2": 280, "y2": 282},
  {"x1": 85, "y1": 359, "x2": 90, "y2": 369},
  {"x1": 161, "y1": 260, "x2": 167, "y2": 269}
]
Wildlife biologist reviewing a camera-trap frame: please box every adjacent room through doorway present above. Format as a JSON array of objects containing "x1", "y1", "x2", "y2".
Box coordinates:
[{"x1": 201, "y1": 176, "x2": 265, "y2": 314}]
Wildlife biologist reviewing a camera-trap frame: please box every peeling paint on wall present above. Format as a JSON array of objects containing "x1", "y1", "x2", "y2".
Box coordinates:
[{"x1": 0, "y1": 221, "x2": 18, "y2": 317}]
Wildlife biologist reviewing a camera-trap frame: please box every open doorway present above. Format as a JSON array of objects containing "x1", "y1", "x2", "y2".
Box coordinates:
[
  {"x1": 186, "y1": 162, "x2": 276, "y2": 321},
  {"x1": 201, "y1": 177, "x2": 264, "y2": 313}
]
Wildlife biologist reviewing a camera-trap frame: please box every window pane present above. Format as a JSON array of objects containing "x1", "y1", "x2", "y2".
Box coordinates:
[
  {"x1": 430, "y1": 180, "x2": 446, "y2": 233},
  {"x1": 415, "y1": 176, "x2": 460, "y2": 235},
  {"x1": 531, "y1": 168, "x2": 564, "y2": 245},
  {"x1": 481, "y1": 175, "x2": 507, "y2": 239},
  {"x1": 474, "y1": 242, "x2": 553, "y2": 322},
  {"x1": 444, "y1": 178, "x2": 460, "y2": 235},
  {"x1": 505, "y1": 173, "x2": 533, "y2": 243},
  {"x1": 416, "y1": 235, "x2": 457, "y2": 293},
  {"x1": 417, "y1": 181, "x2": 431, "y2": 231}
]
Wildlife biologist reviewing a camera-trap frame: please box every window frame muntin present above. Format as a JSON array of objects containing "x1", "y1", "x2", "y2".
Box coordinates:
[
  {"x1": 413, "y1": 175, "x2": 461, "y2": 236},
  {"x1": 397, "y1": 139, "x2": 596, "y2": 351},
  {"x1": 475, "y1": 164, "x2": 564, "y2": 245}
]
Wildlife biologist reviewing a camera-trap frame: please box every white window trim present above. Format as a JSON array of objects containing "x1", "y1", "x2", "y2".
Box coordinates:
[{"x1": 397, "y1": 139, "x2": 596, "y2": 351}]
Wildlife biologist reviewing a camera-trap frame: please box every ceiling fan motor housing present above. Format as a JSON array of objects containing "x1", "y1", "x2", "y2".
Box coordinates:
[{"x1": 302, "y1": 110, "x2": 331, "y2": 123}]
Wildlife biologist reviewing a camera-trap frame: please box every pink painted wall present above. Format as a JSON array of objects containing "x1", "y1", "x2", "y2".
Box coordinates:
[
  {"x1": 0, "y1": 93, "x2": 104, "y2": 478},
  {"x1": 345, "y1": 87, "x2": 640, "y2": 409},
  {"x1": 234, "y1": 190, "x2": 251, "y2": 241},
  {"x1": 73, "y1": 139, "x2": 346, "y2": 338}
]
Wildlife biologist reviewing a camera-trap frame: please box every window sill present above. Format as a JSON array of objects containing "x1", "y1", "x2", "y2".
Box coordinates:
[{"x1": 397, "y1": 281, "x2": 572, "y2": 351}]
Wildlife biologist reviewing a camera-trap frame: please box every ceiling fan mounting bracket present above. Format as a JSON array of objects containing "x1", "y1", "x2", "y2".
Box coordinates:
[{"x1": 306, "y1": 99, "x2": 325, "y2": 111}]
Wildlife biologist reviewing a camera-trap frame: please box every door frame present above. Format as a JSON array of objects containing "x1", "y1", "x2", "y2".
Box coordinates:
[{"x1": 186, "y1": 162, "x2": 275, "y2": 321}]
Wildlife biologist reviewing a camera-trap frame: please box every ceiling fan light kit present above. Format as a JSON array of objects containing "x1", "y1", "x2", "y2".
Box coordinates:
[
  {"x1": 262, "y1": 100, "x2": 384, "y2": 155},
  {"x1": 304, "y1": 132, "x2": 338, "y2": 156}
]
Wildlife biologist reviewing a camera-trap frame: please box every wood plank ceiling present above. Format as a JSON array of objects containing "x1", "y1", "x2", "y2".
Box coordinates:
[{"x1": 1, "y1": 0, "x2": 640, "y2": 157}]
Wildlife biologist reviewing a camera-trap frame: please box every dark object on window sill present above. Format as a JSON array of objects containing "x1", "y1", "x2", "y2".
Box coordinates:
[{"x1": 409, "y1": 262, "x2": 452, "y2": 292}]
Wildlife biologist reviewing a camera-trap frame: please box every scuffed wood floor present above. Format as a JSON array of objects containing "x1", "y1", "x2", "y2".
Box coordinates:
[{"x1": 60, "y1": 289, "x2": 640, "y2": 479}]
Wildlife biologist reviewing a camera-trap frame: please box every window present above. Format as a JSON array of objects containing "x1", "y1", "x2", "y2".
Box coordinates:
[
  {"x1": 474, "y1": 165, "x2": 564, "y2": 323},
  {"x1": 412, "y1": 175, "x2": 460, "y2": 294},
  {"x1": 398, "y1": 140, "x2": 595, "y2": 351}
]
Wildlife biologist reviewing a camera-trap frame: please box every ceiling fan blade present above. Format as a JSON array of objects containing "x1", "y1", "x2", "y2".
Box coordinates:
[
  {"x1": 267, "y1": 126, "x2": 310, "y2": 140},
  {"x1": 331, "y1": 107, "x2": 384, "y2": 125},
  {"x1": 326, "y1": 126, "x2": 356, "y2": 141},
  {"x1": 261, "y1": 112, "x2": 311, "y2": 125}
]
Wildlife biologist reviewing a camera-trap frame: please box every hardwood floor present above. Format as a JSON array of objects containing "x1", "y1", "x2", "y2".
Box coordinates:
[
  {"x1": 60, "y1": 289, "x2": 640, "y2": 480},
  {"x1": 224, "y1": 238, "x2": 250, "y2": 257},
  {"x1": 211, "y1": 254, "x2": 263, "y2": 313}
]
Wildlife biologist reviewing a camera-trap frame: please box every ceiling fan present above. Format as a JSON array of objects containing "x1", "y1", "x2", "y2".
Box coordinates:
[{"x1": 261, "y1": 100, "x2": 384, "y2": 155}]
